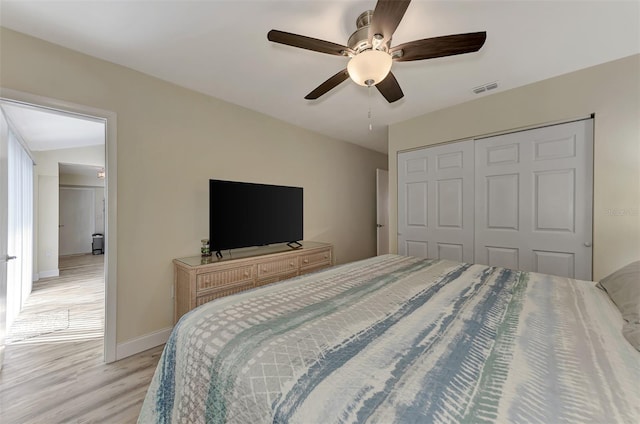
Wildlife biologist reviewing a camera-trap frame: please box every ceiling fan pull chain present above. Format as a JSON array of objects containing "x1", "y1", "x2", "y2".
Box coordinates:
[{"x1": 368, "y1": 85, "x2": 373, "y2": 131}]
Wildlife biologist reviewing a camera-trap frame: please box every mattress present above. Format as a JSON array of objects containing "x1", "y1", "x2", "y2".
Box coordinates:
[{"x1": 139, "y1": 254, "x2": 640, "y2": 423}]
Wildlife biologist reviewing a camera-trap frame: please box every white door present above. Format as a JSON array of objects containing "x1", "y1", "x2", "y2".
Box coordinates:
[
  {"x1": 376, "y1": 169, "x2": 389, "y2": 255},
  {"x1": 474, "y1": 119, "x2": 593, "y2": 280},
  {"x1": 59, "y1": 187, "x2": 95, "y2": 256},
  {"x1": 398, "y1": 140, "x2": 475, "y2": 261},
  {"x1": 0, "y1": 110, "x2": 9, "y2": 369}
]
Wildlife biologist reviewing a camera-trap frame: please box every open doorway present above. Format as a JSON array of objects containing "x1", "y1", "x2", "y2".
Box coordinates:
[
  {"x1": 0, "y1": 95, "x2": 114, "y2": 364},
  {"x1": 59, "y1": 164, "x2": 105, "y2": 259}
]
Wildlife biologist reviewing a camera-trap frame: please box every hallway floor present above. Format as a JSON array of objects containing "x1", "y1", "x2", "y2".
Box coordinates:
[{"x1": 7, "y1": 254, "x2": 104, "y2": 344}]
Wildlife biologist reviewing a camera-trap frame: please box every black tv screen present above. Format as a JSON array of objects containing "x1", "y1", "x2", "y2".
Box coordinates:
[{"x1": 209, "y1": 179, "x2": 303, "y2": 252}]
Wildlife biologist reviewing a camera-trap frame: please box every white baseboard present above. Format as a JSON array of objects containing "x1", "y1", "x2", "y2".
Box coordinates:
[
  {"x1": 33, "y1": 273, "x2": 39, "y2": 281},
  {"x1": 115, "y1": 326, "x2": 172, "y2": 360},
  {"x1": 39, "y1": 269, "x2": 59, "y2": 278}
]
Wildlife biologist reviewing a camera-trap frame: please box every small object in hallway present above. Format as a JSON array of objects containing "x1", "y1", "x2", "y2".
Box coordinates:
[
  {"x1": 201, "y1": 238, "x2": 212, "y2": 257},
  {"x1": 92, "y1": 233, "x2": 104, "y2": 255}
]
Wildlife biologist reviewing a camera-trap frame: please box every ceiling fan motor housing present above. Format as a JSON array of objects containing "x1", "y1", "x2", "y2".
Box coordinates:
[{"x1": 348, "y1": 10, "x2": 388, "y2": 54}]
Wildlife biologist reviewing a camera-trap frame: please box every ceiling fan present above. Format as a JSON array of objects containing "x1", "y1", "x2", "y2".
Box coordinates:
[{"x1": 267, "y1": 0, "x2": 486, "y2": 103}]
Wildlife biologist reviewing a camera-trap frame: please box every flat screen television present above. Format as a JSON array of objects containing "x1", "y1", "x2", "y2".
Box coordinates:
[{"x1": 209, "y1": 179, "x2": 303, "y2": 254}]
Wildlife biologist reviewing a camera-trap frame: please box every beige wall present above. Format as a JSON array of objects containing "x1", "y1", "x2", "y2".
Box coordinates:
[
  {"x1": 33, "y1": 145, "x2": 105, "y2": 276},
  {"x1": 0, "y1": 28, "x2": 387, "y2": 344},
  {"x1": 390, "y1": 54, "x2": 640, "y2": 280}
]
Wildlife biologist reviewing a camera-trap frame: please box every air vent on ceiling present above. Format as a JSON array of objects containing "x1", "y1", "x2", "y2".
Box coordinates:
[{"x1": 473, "y1": 81, "x2": 498, "y2": 94}]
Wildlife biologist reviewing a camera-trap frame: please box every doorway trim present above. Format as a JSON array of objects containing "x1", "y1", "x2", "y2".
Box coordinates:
[
  {"x1": 0, "y1": 87, "x2": 118, "y2": 363},
  {"x1": 376, "y1": 169, "x2": 389, "y2": 255}
]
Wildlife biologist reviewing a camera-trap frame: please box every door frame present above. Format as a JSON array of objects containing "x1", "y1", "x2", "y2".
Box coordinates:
[
  {"x1": 0, "y1": 106, "x2": 9, "y2": 369},
  {"x1": 376, "y1": 169, "x2": 389, "y2": 255},
  {"x1": 1, "y1": 88, "x2": 118, "y2": 363}
]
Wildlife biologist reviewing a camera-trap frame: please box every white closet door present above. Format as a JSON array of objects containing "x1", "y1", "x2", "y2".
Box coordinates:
[
  {"x1": 397, "y1": 140, "x2": 474, "y2": 261},
  {"x1": 474, "y1": 119, "x2": 593, "y2": 280},
  {"x1": 59, "y1": 187, "x2": 95, "y2": 256}
]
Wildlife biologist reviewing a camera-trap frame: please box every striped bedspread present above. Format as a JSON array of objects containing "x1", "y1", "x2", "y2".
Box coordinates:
[{"x1": 139, "y1": 255, "x2": 640, "y2": 423}]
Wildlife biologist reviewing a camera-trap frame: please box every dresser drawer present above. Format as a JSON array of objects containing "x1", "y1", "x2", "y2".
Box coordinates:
[
  {"x1": 196, "y1": 282, "x2": 253, "y2": 306},
  {"x1": 255, "y1": 272, "x2": 298, "y2": 287},
  {"x1": 196, "y1": 265, "x2": 254, "y2": 293},
  {"x1": 300, "y1": 250, "x2": 332, "y2": 270},
  {"x1": 257, "y1": 257, "x2": 298, "y2": 280}
]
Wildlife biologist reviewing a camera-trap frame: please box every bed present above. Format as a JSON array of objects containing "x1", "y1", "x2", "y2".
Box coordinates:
[{"x1": 139, "y1": 254, "x2": 640, "y2": 423}]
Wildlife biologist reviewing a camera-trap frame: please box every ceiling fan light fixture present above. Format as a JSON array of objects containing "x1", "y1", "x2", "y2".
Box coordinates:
[{"x1": 347, "y1": 50, "x2": 392, "y2": 87}]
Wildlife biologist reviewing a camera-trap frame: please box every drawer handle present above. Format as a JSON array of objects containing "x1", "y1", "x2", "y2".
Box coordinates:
[
  {"x1": 262, "y1": 267, "x2": 267, "y2": 272},
  {"x1": 324, "y1": 255, "x2": 328, "y2": 259},
  {"x1": 303, "y1": 259, "x2": 309, "y2": 264},
  {"x1": 244, "y1": 271, "x2": 249, "y2": 277},
  {"x1": 289, "y1": 262, "x2": 294, "y2": 267}
]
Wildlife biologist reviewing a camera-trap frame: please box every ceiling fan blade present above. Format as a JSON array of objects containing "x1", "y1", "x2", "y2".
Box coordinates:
[
  {"x1": 305, "y1": 69, "x2": 350, "y2": 100},
  {"x1": 268, "y1": 30, "x2": 352, "y2": 56},
  {"x1": 391, "y1": 32, "x2": 487, "y2": 62},
  {"x1": 369, "y1": 0, "x2": 411, "y2": 43},
  {"x1": 376, "y1": 72, "x2": 404, "y2": 103}
]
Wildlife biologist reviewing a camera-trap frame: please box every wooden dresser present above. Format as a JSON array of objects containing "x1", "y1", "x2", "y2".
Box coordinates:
[{"x1": 173, "y1": 241, "x2": 333, "y2": 322}]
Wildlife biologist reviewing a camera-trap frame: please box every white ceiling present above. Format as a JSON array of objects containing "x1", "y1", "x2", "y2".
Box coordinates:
[
  {"x1": 1, "y1": 1, "x2": 639, "y2": 153},
  {"x1": 1, "y1": 102, "x2": 105, "y2": 151}
]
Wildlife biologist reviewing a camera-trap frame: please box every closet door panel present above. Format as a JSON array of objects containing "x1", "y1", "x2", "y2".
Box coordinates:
[
  {"x1": 436, "y1": 178, "x2": 463, "y2": 228},
  {"x1": 398, "y1": 141, "x2": 474, "y2": 261},
  {"x1": 437, "y1": 243, "x2": 464, "y2": 262},
  {"x1": 398, "y1": 150, "x2": 429, "y2": 257},
  {"x1": 485, "y1": 246, "x2": 520, "y2": 270},
  {"x1": 534, "y1": 169, "x2": 575, "y2": 232},
  {"x1": 486, "y1": 173, "x2": 519, "y2": 230},
  {"x1": 406, "y1": 240, "x2": 429, "y2": 258},
  {"x1": 474, "y1": 119, "x2": 593, "y2": 280},
  {"x1": 406, "y1": 182, "x2": 428, "y2": 227}
]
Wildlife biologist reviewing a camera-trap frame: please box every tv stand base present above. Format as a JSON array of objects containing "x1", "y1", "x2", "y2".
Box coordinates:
[{"x1": 287, "y1": 241, "x2": 302, "y2": 249}]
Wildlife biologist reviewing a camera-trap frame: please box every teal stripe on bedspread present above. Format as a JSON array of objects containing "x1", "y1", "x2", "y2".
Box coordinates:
[
  {"x1": 273, "y1": 263, "x2": 476, "y2": 422},
  {"x1": 461, "y1": 271, "x2": 528, "y2": 423},
  {"x1": 376, "y1": 267, "x2": 520, "y2": 423},
  {"x1": 154, "y1": 324, "x2": 178, "y2": 424},
  {"x1": 149, "y1": 312, "x2": 190, "y2": 424},
  {"x1": 400, "y1": 268, "x2": 525, "y2": 423}
]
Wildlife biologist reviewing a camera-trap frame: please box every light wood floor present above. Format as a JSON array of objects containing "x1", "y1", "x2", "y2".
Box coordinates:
[
  {"x1": 0, "y1": 254, "x2": 164, "y2": 423},
  {"x1": 7, "y1": 254, "x2": 104, "y2": 344}
]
